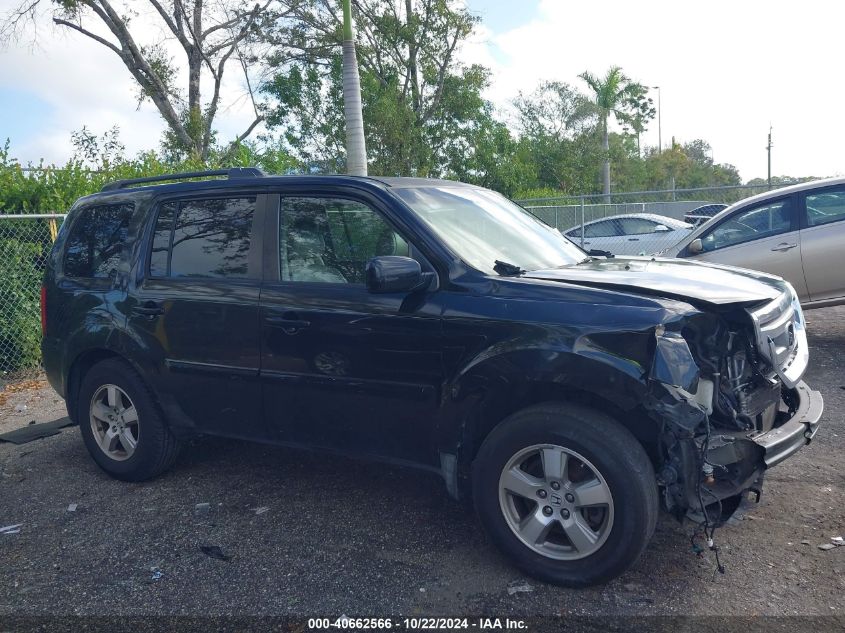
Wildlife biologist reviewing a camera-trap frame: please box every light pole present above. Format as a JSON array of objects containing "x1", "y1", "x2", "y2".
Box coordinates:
[{"x1": 651, "y1": 86, "x2": 662, "y2": 153}]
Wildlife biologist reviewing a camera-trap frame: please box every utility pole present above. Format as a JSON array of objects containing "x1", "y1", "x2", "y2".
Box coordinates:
[
  {"x1": 651, "y1": 86, "x2": 662, "y2": 152},
  {"x1": 766, "y1": 125, "x2": 773, "y2": 190}
]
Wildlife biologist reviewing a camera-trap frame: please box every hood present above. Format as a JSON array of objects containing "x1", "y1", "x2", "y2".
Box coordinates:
[{"x1": 526, "y1": 256, "x2": 786, "y2": 306}]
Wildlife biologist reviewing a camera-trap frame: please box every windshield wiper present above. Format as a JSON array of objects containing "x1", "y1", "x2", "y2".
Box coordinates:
[{"x1": 493, "y1": 260, "x2": 525, "y2": 276}]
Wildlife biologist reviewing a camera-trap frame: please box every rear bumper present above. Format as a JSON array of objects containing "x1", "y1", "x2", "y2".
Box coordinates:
[{"x1": 751, "y1": 381, "x2": 823, "y2": 468}]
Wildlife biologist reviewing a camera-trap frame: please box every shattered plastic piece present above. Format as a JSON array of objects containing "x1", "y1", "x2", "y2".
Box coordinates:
[
  {"x1": 199, "y1": 545, "x2": 231, "y2": 561},
  {"x1": 0, "y1": 524, "x2": 22, "y2": 535},
  {"x1": 254, "y1": 506, "x2": 269, "y2": 515},
  {"x1": 0, "y1": 418, "x2": 76, "y2": 445},
  {"x1": 150, "y1": 567, "x2": 163, "y2": 581},
  {"x1": 507, "y1": 582, "x2": 533, "y2": 595},
  {"x1": 818, "y1": 543, "x2": 836, "y2": 551},
  {"x1": 14, "y1": 404, "x2": 27, "y2": 413},
  {"x1": 801, "y1": 540, "x2": 811, "y2": 545},
  {"x1": 194, "y1": 502, "x2": 211, "y2": 516},
  {"x1": 832, "y1": 536, "x2": 844, "y2": 546},
  {"x1": 67, "y1": 503, "x2": 78, "y2": 512}
]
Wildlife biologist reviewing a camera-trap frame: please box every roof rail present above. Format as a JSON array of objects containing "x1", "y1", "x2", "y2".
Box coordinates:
[{"x1": 100, "y1": 167, "x2": 266, "y2": 192}]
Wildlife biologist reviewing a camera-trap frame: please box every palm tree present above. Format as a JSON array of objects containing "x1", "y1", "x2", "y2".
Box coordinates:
[
  {"x1": 342, "y1": 0, "x2": 367, "y2": 176},
  {"x1": 579, "y1": 66, "x2": 645, "y2": 201}
]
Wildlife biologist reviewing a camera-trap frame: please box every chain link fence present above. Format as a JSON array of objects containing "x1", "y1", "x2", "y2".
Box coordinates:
[
  {"x1": 0, "y1": 213, "x2": 65, "y2": 379},
  {"x1": 517, "y1": 183, "x2": 778, "y2": 256}
]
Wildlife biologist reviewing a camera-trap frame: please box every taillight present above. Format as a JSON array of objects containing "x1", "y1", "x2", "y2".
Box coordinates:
[{"x1": 40, "y1": 285, "x2": 47, "y2": 336}]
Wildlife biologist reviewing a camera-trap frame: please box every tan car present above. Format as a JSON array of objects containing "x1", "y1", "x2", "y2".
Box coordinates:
[{"x1": 665, "y1": 177, "x2": 845, "y2": 308}]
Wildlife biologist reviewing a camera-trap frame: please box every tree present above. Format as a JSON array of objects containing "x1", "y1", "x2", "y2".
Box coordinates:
[
  {"x1": 3, "y1": 0, "x2": 283, "y2": 161},
  {"x1": 513, "y1": 81, "x2": 594, "y2": 142},
  {"x1": 578, "y1": 66, "x2": 653, "y2": 199},
  {"x1": 265, "y1": 0, "x2": 484, "y2": 176},
  {"x1": 512, "y1": 81, "x2": 600, "y2": 193},
  {"x1": 341, "y1": 0, "x2": 366, "y2": 175}
]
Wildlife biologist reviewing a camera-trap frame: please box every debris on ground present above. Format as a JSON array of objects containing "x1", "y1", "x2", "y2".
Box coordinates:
[
  {"x1": 150, "y1": 567, "x2": 163, "y2": 581},
  {"x1": 507, "y1": 582, "x2": 534, "y2": 595},
  {"x1": 199, "y1": 545, "x2": 232, "y2": 561},
  {"x1": 254, "y1": 506, "x2": 269, "y2": 515},
  {"x1": 0, "y1": 524, "x2": 22, "y2": 535},
  {"x1": 14, "y1": 404, "x2": 27, "y2": 413},
  {"x1": 818, "y1": 543, "x2": 836, "y2": 551},
  {"x1": 0, "y1": 380, "x2": 49, "y2": 408},
  {"x1": 0, "y1": 418, "x2": 76, "y2": 445},
  {"x1": 194, "y1": 502, "x2": 211, "y2": 516},
  {"x1": 67, "y1": 503, "x2": 78, "y2": 512},
  {"x1": 831, "y1": 536, "x2": 844, "y2": 546},
  {"x1": 801, "y1": 540, "x2": 811, "y2": 545}
]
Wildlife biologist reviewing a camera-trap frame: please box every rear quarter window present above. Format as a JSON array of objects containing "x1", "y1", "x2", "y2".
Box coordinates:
[{"x1": 63, "y1": 203, "x2": 134, "y2": 278}]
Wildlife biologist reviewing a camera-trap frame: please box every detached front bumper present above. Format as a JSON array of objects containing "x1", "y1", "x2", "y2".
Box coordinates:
[
  {"x1": 673, "y1": 381, "x2": 824, "y2": 518},
  {"x1": 750, "y1": 381, "x2": 823, "y2": 468}
]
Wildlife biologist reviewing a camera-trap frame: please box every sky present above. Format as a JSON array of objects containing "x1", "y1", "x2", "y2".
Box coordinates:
[{"x1": 0, "y1": 0, "x2": 843, "y2": 182}]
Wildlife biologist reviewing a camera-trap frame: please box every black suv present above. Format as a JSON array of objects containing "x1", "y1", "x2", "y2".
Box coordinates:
[{"x1": 42, "y1": 169, "x2": 823, "y2": 586}]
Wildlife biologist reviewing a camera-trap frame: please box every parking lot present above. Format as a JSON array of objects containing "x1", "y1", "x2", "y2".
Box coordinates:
[{"x1": 1, "y1": 307, "x2": 844, "y2": 622}]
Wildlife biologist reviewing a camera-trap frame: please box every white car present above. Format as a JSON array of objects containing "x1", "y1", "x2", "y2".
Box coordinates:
[{"x1": 563, "y1": 213, "x2": 694, "y2": 256}]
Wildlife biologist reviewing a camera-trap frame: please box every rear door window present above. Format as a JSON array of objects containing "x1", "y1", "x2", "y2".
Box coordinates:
[
  {"x1": 63, "y1": 203, "x2": 134, "y2": 278},
  {"x1": 584, "y1": 219, "x2": 623, "y2": 238},
  {"x1": 149, "y1": 197, "x2": 256, "y2": 279},
  {"x1": 805, "y1": 188, "x2": 845, "y2": 227},
  {"x1": 618, "y1": 218, "x2": 660, "y2": 235}
]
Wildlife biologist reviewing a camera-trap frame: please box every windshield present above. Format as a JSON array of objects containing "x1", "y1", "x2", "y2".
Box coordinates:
[{"x1": 393, "y1": 186, "x2": 586, "y2": 274}]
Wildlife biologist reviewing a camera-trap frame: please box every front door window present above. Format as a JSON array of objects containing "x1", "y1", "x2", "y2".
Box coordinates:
[{"x1": 701, "y1": 199, "x2": 792, "y2": 252}]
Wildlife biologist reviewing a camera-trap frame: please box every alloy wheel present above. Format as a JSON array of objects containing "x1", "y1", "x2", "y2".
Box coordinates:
[
  {"x1": 89, "y1": 384, "x2": 140, "y2": 461},
  {"x1": 498, "y1": 443, "x2": 614, "y2": 560}
]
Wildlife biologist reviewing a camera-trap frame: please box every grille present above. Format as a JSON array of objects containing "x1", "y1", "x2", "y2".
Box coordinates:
[{"x1": 747, "y1": 289, "x2": 808, "y2": 389}]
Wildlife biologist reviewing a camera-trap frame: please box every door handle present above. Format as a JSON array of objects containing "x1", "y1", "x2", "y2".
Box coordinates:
[
  {"x1": 266, "y1": 314, "x2": 311, "y2": 333},
  {"x1": 627, "y1": 238, "x2": 640, "y2": 241},
  {"x1": 132, "y1": 301, "x2": 164, "y2": 318},
  {"x1": 771, "y1": 243, "x2": 798, "y2": 252}
]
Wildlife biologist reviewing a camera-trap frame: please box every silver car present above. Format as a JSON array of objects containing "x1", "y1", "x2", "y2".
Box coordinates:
[
  {"x1": 563, "y1": 213, "x2": 694, "y2": 256},
  {"x1": 664, "y1": 177, "x2": 845, "y2": 308}
]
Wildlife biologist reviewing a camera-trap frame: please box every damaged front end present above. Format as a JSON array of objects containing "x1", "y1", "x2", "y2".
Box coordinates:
[{"x1": 645, "y1": 286, "x2": 823, "y2": 525}]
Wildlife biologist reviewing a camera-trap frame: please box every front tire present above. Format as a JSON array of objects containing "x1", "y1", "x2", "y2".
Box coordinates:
[
  {"x1": 77, "y1": 358, "x2": 181, "y2": 481},
  {"x1": 472, "y1": 403, "x2": 658, "y2": 587}
]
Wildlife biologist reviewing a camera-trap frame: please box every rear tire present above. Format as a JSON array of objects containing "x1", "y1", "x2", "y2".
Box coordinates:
[
  {"x1": 472, "y1": 402, "x2": 658, "y2": 587},
  {"x1": 77, "y1": 358, "x2": 181, "y2": 481}
]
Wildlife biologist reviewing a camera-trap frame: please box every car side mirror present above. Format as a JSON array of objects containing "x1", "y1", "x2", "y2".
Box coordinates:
[
  {"x1": 654, "y1": 224, "x2": 670, "y2": 232},
  {"x1": 688, "y1": 238, "x2": 704, "y2": 254},
  {"x1": 366, "y1": 256, "x2": 425, "y2": 293}
]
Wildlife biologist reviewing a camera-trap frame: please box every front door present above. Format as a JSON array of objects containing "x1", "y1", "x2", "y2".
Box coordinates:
[
  {"x1": 126, "y1": 192, "x2": 265, "y2": 439},
  {"x1": 691, "y1": 195, "x2": 810, "y2": 300},
  {"x1": 259, "y1": 193, "x2": 443, "y2": 467}
]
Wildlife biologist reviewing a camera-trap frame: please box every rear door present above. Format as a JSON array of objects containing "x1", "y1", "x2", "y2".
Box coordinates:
[
  {"x1": 799, "y1": 184, "x2": 845, "y2": 303},
  {"x1": 126, "y1": 191, "x2": 267, "y2": 439},
  {"x1": 690, "y1": 195, "x2": 810, "y2": 300}
]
